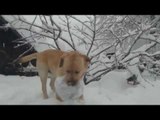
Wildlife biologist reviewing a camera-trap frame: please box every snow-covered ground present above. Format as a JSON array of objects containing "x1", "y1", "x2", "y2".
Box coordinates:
[{"x1": 1, "y1": 70, "x2": 160, "y2": 105}]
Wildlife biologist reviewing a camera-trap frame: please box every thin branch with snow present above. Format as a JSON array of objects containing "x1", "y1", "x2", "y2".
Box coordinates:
[
  {"x1": 87, "y1": 15, "x2": 96, "y2": 56},
  {"x1": 65, "y1": 15, "x2": 76, "y2": 50}
]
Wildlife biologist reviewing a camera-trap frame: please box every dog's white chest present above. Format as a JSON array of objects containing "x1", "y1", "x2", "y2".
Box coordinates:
[{"x1": 54, "y1": 77, "x2": 83, "y2": 101}]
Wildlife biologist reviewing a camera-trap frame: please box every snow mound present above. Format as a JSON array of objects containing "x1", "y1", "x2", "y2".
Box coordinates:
[{"x1": 1, "y1": 70, "x2": 160, "y2": 104}]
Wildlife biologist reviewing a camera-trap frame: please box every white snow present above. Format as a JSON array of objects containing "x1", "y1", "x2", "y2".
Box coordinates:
[
  {"x1": 1, "y1": 15, "x2": 160, "y2": 105},
  {"x1": 1, "y1": 69, "x2": 160, "y2": 105}
]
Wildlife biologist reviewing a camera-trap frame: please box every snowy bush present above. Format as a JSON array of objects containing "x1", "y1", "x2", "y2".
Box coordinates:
[{"x1": 4, "y1": 15, "x2": 160, "y2": 85}]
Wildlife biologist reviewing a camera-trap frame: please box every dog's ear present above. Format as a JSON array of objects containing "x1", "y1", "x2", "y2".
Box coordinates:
[
  {"x1": 81, "y1": 54, "x2": 91, "y2": 67},
  {"x1": 84, "y1": 55, "x2": 91, "y2": 63},
  {"x1": 59, "y1": 53, "x2": 68, "y2": 68},
  {"x1": 59, "y1": 58, "x2": 64, "y2": 67}
]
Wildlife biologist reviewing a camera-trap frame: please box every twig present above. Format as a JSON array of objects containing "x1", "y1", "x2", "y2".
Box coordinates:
[
  {"x1": 12, "y1": 45, "x2": 35, "y2": 63},
  {"x1": 59, "y1": 37, "x2": 76, "y2": 51},
  {"x1": 138, "y1": 66, "x2": 155, "y2": 87},
  {"x1": 121, "y1": 31, "x2": 143, "y2": 60},
  {"x1": 87, "y1": 15, "x2": 96, "y2": 56},
  {"x1": 37, "y1": 41, "x2": 57, "y2": 49},
  {"x1": 12, "y1": 33, "x2": 39, "y2": 43},
  {"x1": 49, "y1": 15, "x2": 61, "y2": 50},
  {"x1": 29, "y1": 15, "x2": 37, "y2": 31},
  {"x1": 68, "y1": 15, "x2": 93, "y2": 32},
  {"x1": 61, "y1": 28, "x2": 88, "y2": 43},
  {"x1": 84, "y1": 66, "x2": 115, "y2": 85},
  {"x1": 16, "y1": 27, "x2": 75, "y2": 50},
  {"x1": 18, "y1": 16, "x2": 59, "y2": 32},
  {"x1": 122, "y1": 42, "x2": 157, "y2": 63},
  {"x1": 91, "y1": 40, "x2": 117, "y2": 60},
  {"x1": 43, "y1": 15, "x2": 48, "y2": 24},
  {"x1": 121, "y1": 16, "x2": 160, "y2": 61},
  {"x1": 65, "y1": 15, "x2": 76, "y2": 49}
]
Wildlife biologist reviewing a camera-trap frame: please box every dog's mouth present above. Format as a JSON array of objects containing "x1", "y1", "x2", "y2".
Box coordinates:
[{"x1": 67, "y1": 81, "x2": 77, "y2": 86}]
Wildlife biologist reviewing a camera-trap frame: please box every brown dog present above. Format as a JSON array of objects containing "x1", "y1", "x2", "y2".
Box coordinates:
[{"x1": 19, "y1": 49, "x2": 90, "y2": 101}]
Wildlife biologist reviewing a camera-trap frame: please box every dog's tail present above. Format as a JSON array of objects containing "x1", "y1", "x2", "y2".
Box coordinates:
[{"x1": 19, "y1": 53, "x2": 38, "y2": 63}]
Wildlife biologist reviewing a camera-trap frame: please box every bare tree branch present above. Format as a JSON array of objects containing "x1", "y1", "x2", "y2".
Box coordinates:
[
  {"x1": 49, "y1": 16, "x2": 61, "y2": 50},
  {"x1": 29, "y1": 15, "x2": 37, "y2": 31},
  {"x1": 12, "y1": 45, "x2": 35, "y2": 63},
  {"x1": 121, "y1": 31, "x2": 143, "y2": 60},
  {"x1": 87, "y1": 15, "x2": 96, "y2": 56},
  {"x1": 65, "y1": 15, "x2": 76, "y2": 49},
  {"x1": 68, "y1": 15, "x2": 94, "y2": 32},
  {"x1": 84, "y1": 66, "x2": 115, "y2": 85},
  {"x1": 18, "y1": 16, "x2": 59, "y2": 32},
  {"x1": 59, "y1": 37, "x2": 76, "y2": 51},
  {"x1": 122, "y1": 42, "x2": 157, "y2": 63},
  {"x1": 43, "y1": 15, "x2": 48, "y2": 24},
  {"x1": 74, "y1": 25, "x2": 93, "y2": 41},
  {"x1": 91, "y1": 40, "x2": 117, "y2": 60},
  {"x1": 15, "y1": 27, "x2": 74, "y2": 50}
]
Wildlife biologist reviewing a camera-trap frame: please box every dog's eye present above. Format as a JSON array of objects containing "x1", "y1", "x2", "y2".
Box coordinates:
[
  {"x1": 66, "y1": 70, "x2": 71, "y2": 73},
  {"x1": 75, "y1": 71, "x2": 80, "y2": 74}
]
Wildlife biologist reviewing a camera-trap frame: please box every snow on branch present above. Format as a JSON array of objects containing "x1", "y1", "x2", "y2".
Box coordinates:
[
  {"x1": 12, "y1": 45, "x2": 35, "y2": 64},
  {"x1": 68, "y1": 15, "x2": 93, "y2": 32},
  {"x1": 65, "y1": 15, "x2": 76, "y2": 49},
  {"x1": 6, "y1": 15, "x2": 160, "y2": 85},
  {"x1": 0, "y1": 23, "x2": 11, "y2": 31},
  {"x1": 87, "y1": 15, "x2": 96, "y2": 56},
  {"x1": 83, "y1": 15, "x2": 160, "y2": 85},
  {"x1": 17, "y1": 16, "x2": 59, "y2": 33},
  {"x1": 121, "y1": 42, "x2": 157, "y2": 63},
  {"x1": 11, "y1": 17, "x2": 75, "y2": 50},
  {"x1": 84, "y1": 65, "x2": 116, "y2": 85}
]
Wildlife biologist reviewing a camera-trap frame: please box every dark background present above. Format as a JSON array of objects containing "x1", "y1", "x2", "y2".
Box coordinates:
[{"x1": 0, "y1": 16, "x2": 37, "y2": 76}]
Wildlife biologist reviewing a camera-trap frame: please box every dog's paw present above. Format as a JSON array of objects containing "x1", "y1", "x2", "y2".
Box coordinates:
[
  {"x1": 43, "y1": 94, "x2": 49, "y2": 99},
  {"x1": 78, "y1": 99, "x2": 85, "y2": 104}
]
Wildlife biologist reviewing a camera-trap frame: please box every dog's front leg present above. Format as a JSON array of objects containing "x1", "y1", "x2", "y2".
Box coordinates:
[
  {"x1": 50, "y1": 78, "x2": 55, "y2": 91},
  {"x1": 49, "y1": 75, "x2": 56, "y2": 91},
  {"x1": 38, "y1": 70, "x2": 49, "y2": 99},
  {"x1": 78, "y1": 95, "x2": 85, "y2": 104},
  {"x1": 56, "y1": 93, "x2": 63, "y2": 102},
  {"x1": 41, "y1": 79, "x2": 48, "y2": 99}
]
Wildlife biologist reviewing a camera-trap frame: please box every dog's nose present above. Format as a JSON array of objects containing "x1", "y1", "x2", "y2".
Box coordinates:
[{"x1": 67, "y1": 81, "x2": 77, "y2": 86}]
